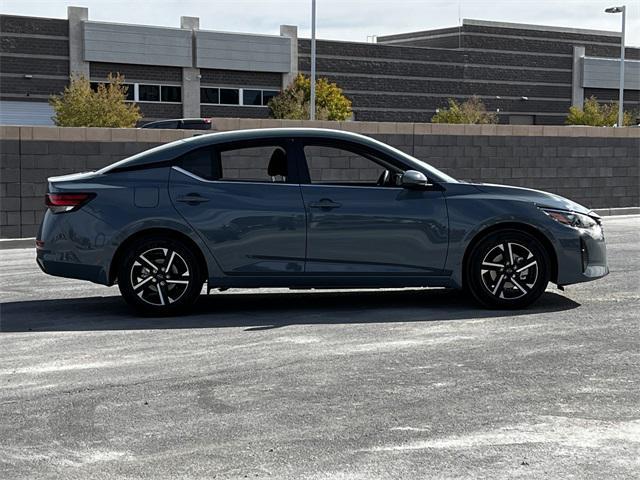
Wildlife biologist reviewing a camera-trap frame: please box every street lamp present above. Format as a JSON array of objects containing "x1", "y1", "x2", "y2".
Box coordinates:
[
  {"x1": 310, "y1": 0, "x2": 317, "y2": 121},
  {"x1": 605, "y1": 5, "x2": 626, "y2": 127}
]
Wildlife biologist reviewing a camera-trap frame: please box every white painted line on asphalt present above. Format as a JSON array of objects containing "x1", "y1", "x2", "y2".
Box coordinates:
[{"x1": 0, "y1": 237, "x2": 35, "y2": 242}]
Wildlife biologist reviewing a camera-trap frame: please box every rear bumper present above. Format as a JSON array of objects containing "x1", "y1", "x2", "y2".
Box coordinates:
[
  {"x1": 36, "y1": 210, "x2": 112, "y2": 285},
  {"x1": 36, "y1": 254, "x2": 108, "y2": 285}
]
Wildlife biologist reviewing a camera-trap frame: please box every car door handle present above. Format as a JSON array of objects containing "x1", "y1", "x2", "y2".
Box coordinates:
[
  {"x1": 308, "y1": 199, "x2": 342, "y2": 209},
  {"x1": 176, "y1": 194, "x2": 209, "y2": 205}
]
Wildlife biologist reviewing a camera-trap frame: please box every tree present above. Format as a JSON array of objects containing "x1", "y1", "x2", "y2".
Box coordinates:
[
  {"x1": 268, "y1": 74, "x2": 352, "y2": 121},
  {"x1": 566, "y1": 96, "x2": 634, "y2": 126},
  {"x1": 431, "y1": 96, "x2": 497, "y2": 124},
  {"x1": 50, "y1": 73, "x2": 141, "y2": 127}
]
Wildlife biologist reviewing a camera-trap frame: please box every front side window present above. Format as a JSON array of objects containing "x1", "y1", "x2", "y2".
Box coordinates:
[{"x1": 303, "y1": 143, "x2": 402, "y2": 186}]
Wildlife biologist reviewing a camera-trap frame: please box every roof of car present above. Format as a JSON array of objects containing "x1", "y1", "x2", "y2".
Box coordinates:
[{"x1": 182, "y1": 128, "x2": 374, "y2": 145}]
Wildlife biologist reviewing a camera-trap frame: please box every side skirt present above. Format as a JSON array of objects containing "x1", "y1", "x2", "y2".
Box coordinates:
[{"x1": 208, "y1": 275, "x2": 457, "y2": 290}]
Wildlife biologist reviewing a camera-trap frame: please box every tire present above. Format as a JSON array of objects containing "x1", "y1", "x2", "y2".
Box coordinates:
[
  {"x1": 466, "y1": 229, "x2": 550, "y2": 309},
  {"x1": 117, "y1": 236, "x2": 204, "y2": 315}
]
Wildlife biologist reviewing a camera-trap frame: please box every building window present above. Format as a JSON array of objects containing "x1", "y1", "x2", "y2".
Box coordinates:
[
  {"x1": 201, "y1": 87, "x2": 219, "y2": 104},
  {"x1": 201, "y1": 87, "x2": 280, "y2": 107},
  {"x1": 220, "y1": 88, "x2": 240, "y2": 105},
  {"x1": 90, "y1": 81, "x2": 180, "y2": 103},
  {"x1": 243, "y1": 89, "x2": 262, "y2": 106},
  {"x1": 122, "y1": 84, "x2": 135, "y2": 101},
  {"x1": 90, "y1": 82, "x2": 135, "y2": 101},
  {"x1": 262, "y1": 90, "x2": 279, "y2": 106},
  {"x1": 161, "y1": 85, "x2": 181, "y2": 103},
  {"x1": 138, "y1": 84, "x2": 160, "y2": 102}
]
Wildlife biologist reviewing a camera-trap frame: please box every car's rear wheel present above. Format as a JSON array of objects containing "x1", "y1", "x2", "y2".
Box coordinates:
[
  {"x1": 117, "y1": 237, "x2": 203, "y2": 315},
  {"x1": 466, "y1": 229, "x2": 550, "y2": 309}
]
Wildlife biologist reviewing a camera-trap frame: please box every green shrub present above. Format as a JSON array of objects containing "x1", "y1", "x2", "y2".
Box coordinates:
[
  {"x1": 268, "y1": 74, "x2": 352, "y2": 121},
  {"x1": 431, "y1": 96, "x2": 497, "y2": 124},
  {"x1": 566, "y1": 96, "x2": 634, "y2": 126},
  {"x1": 50, "y1": 73, "x2": 141, "y2": 127}
]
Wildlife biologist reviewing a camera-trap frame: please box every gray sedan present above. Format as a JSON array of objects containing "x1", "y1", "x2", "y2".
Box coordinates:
[{"x1": 36, "y1": 128, "x2": 608, "y2": 314}]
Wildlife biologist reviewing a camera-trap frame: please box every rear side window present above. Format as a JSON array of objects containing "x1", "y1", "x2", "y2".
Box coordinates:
[
  {"x1": 219, "y1": 144, "x2": 289, "y2": 182},
  {"x1": 176, "y1": 141, "x2": 291, "y2": 183},
  {"x1": 177, "y1": 147, "x2": 219, "y2": 180}
]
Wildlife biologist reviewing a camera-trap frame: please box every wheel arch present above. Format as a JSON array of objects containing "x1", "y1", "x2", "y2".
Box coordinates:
[
  {"x1": 108, "y1": 227, "x2": 209, "y2": 285},
  {"x1": 461, "y1": 222, "x2": 558, "y2": 288}
]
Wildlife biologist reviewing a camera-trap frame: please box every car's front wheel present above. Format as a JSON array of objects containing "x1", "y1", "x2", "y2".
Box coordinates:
[
  {"x1": 466, "y1": 229, "x2": 550, "y2": 309},
  {"x1": 117, "y1": 237, "x2": 204, "y2": 315}
]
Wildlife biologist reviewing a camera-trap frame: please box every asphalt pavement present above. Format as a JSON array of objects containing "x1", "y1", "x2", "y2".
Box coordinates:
[{"x1": 1, "y1": 216, "x2": 638, "y2": 479}]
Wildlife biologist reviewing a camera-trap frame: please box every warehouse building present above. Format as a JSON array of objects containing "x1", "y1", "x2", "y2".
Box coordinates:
[{"x1": 1, "y1": 6, "x2": 638, "y2": 125}]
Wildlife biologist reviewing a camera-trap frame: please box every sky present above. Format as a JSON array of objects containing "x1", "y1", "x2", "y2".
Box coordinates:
[{"x1": 1, "y1": 0, "x2": 639, "y2": 46}]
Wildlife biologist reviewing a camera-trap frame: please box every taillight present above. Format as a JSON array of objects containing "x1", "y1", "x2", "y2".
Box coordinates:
[{"x1": 45, "y1": 193, "x2": 95, "y2": 213}]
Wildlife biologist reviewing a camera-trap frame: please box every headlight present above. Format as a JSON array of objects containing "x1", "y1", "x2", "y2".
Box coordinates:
[{"x1": 541, "y1": 208, "x2": 599, "y2": 229}]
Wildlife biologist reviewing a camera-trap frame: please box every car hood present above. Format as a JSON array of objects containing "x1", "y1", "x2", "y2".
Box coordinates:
[{"x1": 470, "y1": 183, "x2": 594, "y2": 215}]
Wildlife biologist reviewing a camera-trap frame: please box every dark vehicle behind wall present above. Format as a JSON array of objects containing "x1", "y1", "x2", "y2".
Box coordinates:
[
  {"x1": 36, "y1": 128, "x2": 608, "y2": 315},
  {"x1": 140, "y1": 118, "x2": 214, "y2": 130}
]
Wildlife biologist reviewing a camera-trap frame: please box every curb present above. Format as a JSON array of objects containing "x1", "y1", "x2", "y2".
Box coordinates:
[{"x1": 592, "y1": 207, "x2": 640, "y2": 216}]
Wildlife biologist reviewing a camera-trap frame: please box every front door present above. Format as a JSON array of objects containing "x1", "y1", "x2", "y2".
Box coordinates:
[
  {"x1": 299, "y1": 140, "x2": 448, "y2": 275},
  {"x1": 169, "y1": 139, "x2": 306, "y2": 275}
]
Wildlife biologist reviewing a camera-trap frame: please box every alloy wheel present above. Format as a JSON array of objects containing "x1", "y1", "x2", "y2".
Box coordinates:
[
  {"x1": 129, "y1": 247, "x2": 191, "y2": 306},
  {"x1": 480, "y1": 242, "x2": 539, "y2": 300}
]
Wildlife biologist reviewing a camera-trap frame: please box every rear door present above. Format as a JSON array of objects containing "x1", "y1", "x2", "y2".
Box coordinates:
[
  {"x1": 169, "y1": 138, "x2": 306, "y2": 275},
  {"x1": 298, "y1": 139, "x2": 448, "y2": 275}
]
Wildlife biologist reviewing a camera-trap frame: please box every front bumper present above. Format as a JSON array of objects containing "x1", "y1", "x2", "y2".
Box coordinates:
[{"x1": 556, "y1": 222, "x2": 608, "y2": 286}]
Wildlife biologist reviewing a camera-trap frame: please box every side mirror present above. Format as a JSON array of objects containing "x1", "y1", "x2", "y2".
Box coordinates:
[{"x1": 401, "y1": 170, "x2": 430, "y2": 189}]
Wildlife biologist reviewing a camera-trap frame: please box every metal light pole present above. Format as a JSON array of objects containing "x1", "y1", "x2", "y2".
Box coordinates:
[
  {"x1": 310, "y1": 0, "x2": 317, "y2": 120},
  {"x1": 605, "y1": 5, "x2": 626, "y2": 127}
]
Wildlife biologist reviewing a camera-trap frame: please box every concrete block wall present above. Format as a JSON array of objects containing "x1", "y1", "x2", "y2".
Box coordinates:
[{"x1": 0, "y1": 122, "x2": 638, "y2": 238}]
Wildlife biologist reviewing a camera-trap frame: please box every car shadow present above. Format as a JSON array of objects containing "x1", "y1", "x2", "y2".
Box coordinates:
[{"x1": 0, "y1": 288, "x2": 580, "y2": 333}]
